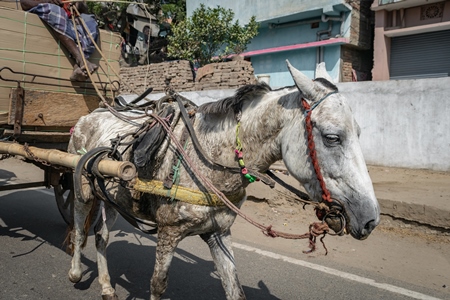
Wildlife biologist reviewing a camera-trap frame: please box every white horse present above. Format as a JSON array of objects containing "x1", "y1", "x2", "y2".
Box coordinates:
[{"x1": 67, "y1": 61, "x2": 380, "y2": 300}]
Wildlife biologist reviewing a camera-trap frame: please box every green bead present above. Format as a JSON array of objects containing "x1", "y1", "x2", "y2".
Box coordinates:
[{"x1": 244, "y1": 174, "x2": 256, "y2": 183}]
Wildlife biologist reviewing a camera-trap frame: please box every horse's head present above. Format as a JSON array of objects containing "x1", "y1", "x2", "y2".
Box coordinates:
[{"x1": 282, "y1": 60, "x2": 380, "y2": 240}]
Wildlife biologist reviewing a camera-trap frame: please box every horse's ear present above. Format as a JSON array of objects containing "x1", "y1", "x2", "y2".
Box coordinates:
[
  {"x1": 286, "y1": 60, "x2": 316, "y2": 99},
  {"x1": 315, "y1": 62, "x2": 334, "y2": 83}
]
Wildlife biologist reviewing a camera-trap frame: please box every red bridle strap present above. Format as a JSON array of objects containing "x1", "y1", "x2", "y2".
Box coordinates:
[{"x1": 301, "y1": 97, "x2": 332, "y2": 203}]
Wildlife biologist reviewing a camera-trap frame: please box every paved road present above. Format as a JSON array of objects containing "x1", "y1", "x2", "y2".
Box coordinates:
[{"x1": 0, "y1": 187, "x2": 447, "y2": 300}]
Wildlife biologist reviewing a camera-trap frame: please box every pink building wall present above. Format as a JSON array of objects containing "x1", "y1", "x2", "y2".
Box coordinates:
[{"x1": 371, "y1": 0, "x2": 450, "y2": 80}]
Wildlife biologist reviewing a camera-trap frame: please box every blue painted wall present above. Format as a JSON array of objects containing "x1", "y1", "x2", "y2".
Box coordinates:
[
  {"x1": 252, "y1": 45, "x2": 342, "y2": 88},
  {"x1": 186, "y1": 0, "x2": 353, "y2": 86}
]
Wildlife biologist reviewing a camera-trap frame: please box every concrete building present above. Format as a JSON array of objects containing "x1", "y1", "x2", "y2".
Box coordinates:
[
  {"x1": 372, "y1": 0, "x2": 450, "y2": 80},
  {"x1": 186, "y1": 0, "x2": 374, "y2": 87}
]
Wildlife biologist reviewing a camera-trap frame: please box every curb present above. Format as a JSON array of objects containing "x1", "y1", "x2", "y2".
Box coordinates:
[{"x1": 378, "y1": 198, "x2": 450, "y2": 230}]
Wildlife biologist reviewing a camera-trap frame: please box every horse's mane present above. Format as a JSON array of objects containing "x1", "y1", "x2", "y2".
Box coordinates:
[
  {"x1": 198, "y1": 82, "x2": 272, "y2": 115},
  {"x1": 314, "y1": 77, "x2": 338, "y2": 91}
]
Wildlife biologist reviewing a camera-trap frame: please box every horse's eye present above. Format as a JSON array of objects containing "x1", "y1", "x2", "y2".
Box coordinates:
[{"x1": 324, "y1": 134, "x2": 340, "y2": 146}]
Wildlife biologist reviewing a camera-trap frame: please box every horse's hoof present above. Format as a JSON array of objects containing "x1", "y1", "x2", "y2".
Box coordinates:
[
  {"x1": 102, "y1": 293, "x2": 119, "y2": 300},
  {"x1": 68, "y1": 270, "x2": 82, "y2": 283}
]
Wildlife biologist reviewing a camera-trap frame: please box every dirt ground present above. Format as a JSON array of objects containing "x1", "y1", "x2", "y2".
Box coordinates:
[{"x1": 239, "y1": 170, "x2": 450, "y2": 296}]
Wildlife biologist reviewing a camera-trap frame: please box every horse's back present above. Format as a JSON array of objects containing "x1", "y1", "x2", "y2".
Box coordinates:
[{"x1": 68, "y1": 109, "x2": 143, "y2": 155}]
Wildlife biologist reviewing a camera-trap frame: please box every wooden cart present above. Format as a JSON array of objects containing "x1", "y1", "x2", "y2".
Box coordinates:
[
  {"x1": 0, "y1": 5, "x2": 125, "y2": 223},
  {"x1": 0, "y1": 67, "x2": 127, "y2": 224}
]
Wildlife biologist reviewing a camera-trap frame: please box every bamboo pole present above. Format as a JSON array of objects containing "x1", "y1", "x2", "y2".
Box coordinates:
[{"x1": 0, "y1": 142, "x2": 136, "y2": 181}]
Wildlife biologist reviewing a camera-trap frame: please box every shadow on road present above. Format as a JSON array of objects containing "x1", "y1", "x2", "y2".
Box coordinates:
[
  {"x1": 0, "y1": 189, "x2": 280, "y2": 299},
  {"x1": 0, "y1": 168, "x2": 17, "y2": 184}
]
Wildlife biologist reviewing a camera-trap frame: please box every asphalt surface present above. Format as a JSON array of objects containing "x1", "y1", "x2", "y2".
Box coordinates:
[{"x1": 1, "y1": 188, "x2": 447, "y2": 300}]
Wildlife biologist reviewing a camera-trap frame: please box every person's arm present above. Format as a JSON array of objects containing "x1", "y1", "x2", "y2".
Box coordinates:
[{"x1": 20, "y1": 0, "x2": 63, "y2": 11}]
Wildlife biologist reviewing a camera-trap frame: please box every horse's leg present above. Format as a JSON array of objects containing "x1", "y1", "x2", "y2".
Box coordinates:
[
  {"x1": 150, "y1": 226, "x2": 183, "y2": 300},
  {"x1": 201, "y1": 230, "x2": 246, "y2": 300},
  {"x1": 94, "y1": 203, "x2": 119, "y2": 300},
  {"x1": 68, "y1": 194, "x2": 95, "y2": 283}
]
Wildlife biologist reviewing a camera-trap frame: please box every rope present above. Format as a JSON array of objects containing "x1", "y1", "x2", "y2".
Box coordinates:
[
  {"x1": 22, "y1": 12, "x2": 27, "y2": 82},
  {"x1": 69, "y1": 5, "x2": 141, "y2": 126},
  {"x1": 70, "y1": 5, "x2": 140, "y2": 96}
]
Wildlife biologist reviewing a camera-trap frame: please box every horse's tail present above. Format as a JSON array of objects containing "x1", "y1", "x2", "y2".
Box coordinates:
[{"x1": 64, "y1": 196, "x2": 100, "y2": 255}]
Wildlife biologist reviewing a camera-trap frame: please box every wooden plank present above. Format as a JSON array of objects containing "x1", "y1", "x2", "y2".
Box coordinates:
[
  {"x1": 2, "y1": 129, "x2": 71, "y2": 143},
  {"x1": 8, "y1": 89, "x2": 100, "y2": 127}
]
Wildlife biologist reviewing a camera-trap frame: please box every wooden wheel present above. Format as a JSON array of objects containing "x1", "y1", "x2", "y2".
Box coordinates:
[{"x1": 54, "y1": 172, "x2": 74, "y2": 225}]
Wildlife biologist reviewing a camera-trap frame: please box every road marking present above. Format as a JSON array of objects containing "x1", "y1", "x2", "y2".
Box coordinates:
[{"x1": 233, "y1": 242, "x2": 441, "y2": 300}]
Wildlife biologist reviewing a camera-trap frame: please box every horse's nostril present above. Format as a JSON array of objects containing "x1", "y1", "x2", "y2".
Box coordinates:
[
  {"x1": 365, "y1": 219, "x2": 376, "y2": 230},
  {"x1": 360, "y1": 219, "x2": 378, "y2": 239}
]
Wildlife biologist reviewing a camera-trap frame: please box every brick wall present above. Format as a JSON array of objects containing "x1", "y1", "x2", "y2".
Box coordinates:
[
  {"x1": 119, "y1": 60, "x2": 257, "y2": 94},
  {"x1": 346, "y1": 0, "x2": 374, "y2": 50},
  {"x1": 341, "y1": 46, "x2": 373, "y2": 82},
  {"x1": 341, "y1": 0, "x2": 375, "y2": 82}
]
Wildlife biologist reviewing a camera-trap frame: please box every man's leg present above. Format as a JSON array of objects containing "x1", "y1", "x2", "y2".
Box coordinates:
[{"x1": 53, "y1": 32, "x2": 98, "y2": 81}]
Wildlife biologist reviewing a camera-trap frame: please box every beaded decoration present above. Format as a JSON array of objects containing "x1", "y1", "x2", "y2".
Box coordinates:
[{"x1": 235, "y1": 121, "x2": 258, "y2": 183}]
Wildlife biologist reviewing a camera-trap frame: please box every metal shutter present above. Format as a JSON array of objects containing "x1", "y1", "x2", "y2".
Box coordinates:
[{"x1": 390, "y1": 30, "x2": 450, "y2": 80}]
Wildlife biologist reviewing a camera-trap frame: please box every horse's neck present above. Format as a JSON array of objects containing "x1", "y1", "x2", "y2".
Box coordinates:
[
  {"x1": 241, "y1": 90, "x2": 302, "y2": 169},
  {"x1": 196, "y1": 89, "x2": 301, "y2": 172}
]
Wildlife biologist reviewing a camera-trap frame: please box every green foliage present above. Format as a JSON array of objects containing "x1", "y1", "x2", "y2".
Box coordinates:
[{"x1": 167, "y1": 4, "x2": 259, "y2": 66}]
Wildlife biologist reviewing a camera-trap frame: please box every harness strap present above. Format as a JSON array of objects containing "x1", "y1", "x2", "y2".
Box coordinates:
[
  {"x1": 265, "y1": 170, "x2": 311, "y2": 202},
  {"x1": 173, "y1": 93, "x2": 275, "y2": 188},
  {"x1": 303, "y1": 91, "x2": 338, "y2": 116},
  {"x1": 163, "y1": 118, "x2": 192, "y2": 189}
]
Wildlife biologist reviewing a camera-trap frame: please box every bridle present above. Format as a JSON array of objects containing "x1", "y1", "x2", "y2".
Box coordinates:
[
  {"x1": 300, "y1": 90, "x2": 347, "y2": 234},
  {"x1": 301, "y1": 91, "x2": 337, "y2": 203}
]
